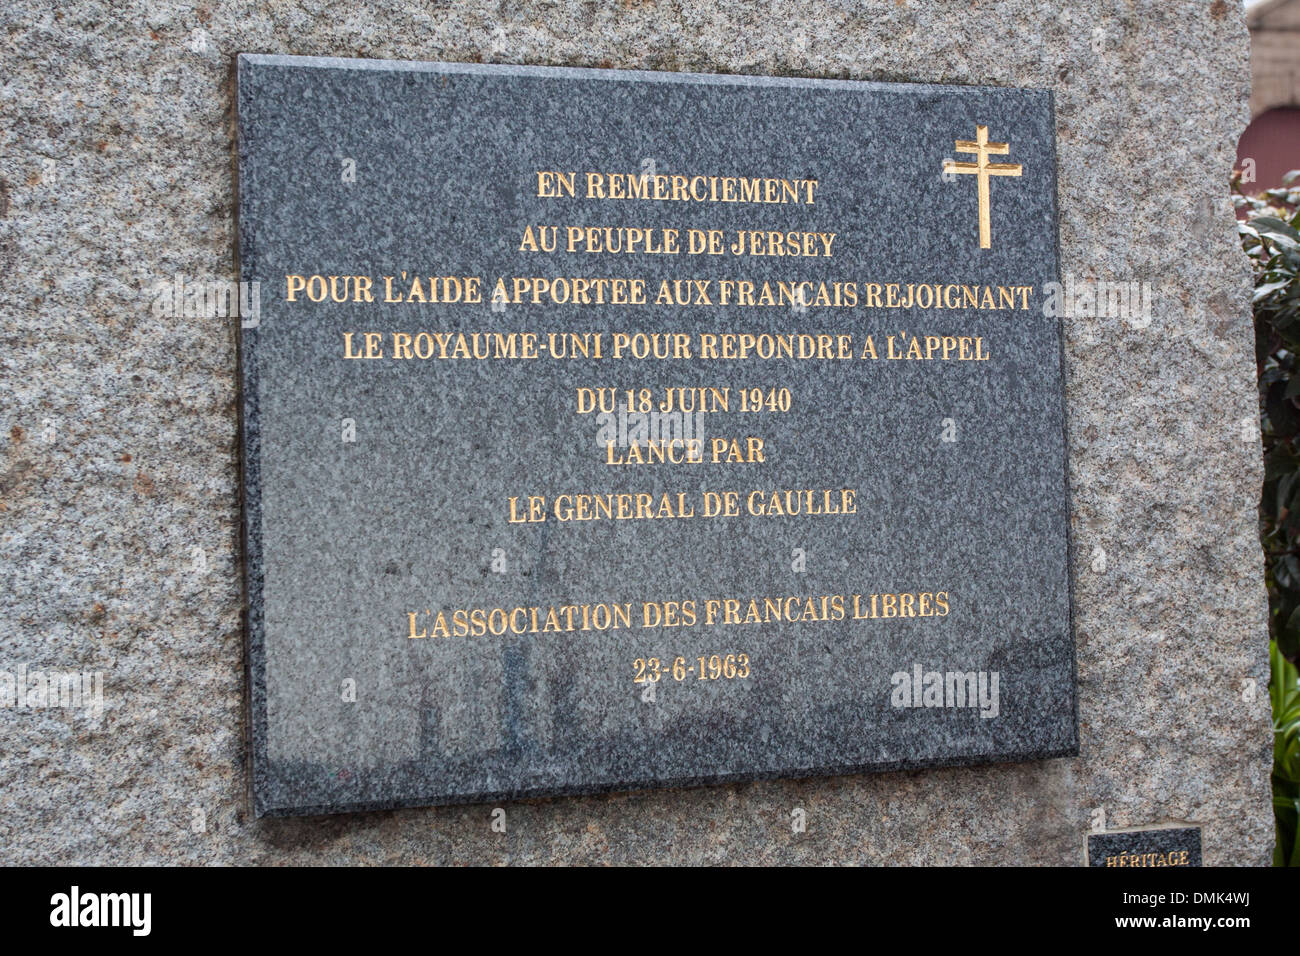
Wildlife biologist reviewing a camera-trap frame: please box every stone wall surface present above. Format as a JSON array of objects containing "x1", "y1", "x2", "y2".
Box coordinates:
[{"x1": 0, "y1": 0, "x2": 1273, "y2": 864}]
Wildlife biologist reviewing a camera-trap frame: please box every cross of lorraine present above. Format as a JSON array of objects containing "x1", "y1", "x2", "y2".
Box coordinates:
[{"x1": 943, "y1": 125, "x2": 1023, "y2": 249}]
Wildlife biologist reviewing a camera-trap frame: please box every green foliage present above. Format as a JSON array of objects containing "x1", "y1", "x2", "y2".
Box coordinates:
[
  {"x1": 1274, "y1": 640, "x2": 1300, "y2": 866},
  {"x1": 1235, "y1": 169, "x2": 1300, "y2": 866}
]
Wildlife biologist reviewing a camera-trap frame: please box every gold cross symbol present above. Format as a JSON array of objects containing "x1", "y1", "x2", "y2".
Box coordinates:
[{"x1": 943, "y1": 125, "x2": 1023, "y2": 249}]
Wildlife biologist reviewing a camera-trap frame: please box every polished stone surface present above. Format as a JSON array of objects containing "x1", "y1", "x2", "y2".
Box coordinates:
[
  {"x1": 237, "y1": 55, "x2": 1074, "y2": 815},
  {"x1": 1087, "y1": 827, "x2": 1202, "y2": 867}
]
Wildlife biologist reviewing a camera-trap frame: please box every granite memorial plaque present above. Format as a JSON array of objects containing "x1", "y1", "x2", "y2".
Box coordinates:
[
  {"x1": 1087, "y1": 828, "x2": 1203, "y2": 868},
  {"x1": 235, "y1": 54, "x2": 1076, "y2": 816}
]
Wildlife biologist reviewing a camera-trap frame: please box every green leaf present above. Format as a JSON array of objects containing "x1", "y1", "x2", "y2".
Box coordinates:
[
  {"x1": 1267, "y1": 446, "x2": 1300, "y2": 482},
  {"x1": 1256, "y1": 216, "x2": 1300, "y2": 244},
  {"x1": 1269, "y1": 382, "x2": 1300, "y2": 439},
  {"x1": 1256, "y1": 280, "x2": 1291, "y2": 303}
]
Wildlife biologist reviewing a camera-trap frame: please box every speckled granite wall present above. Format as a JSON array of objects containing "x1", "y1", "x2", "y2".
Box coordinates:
[{"x1": 0, "y1": 0, "x2": 1271, "y2": 864}]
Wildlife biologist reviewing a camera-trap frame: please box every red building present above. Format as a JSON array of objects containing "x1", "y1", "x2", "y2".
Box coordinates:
[{"x1": 1238, "y1": 0, "x2": 1300, "y2": 191}]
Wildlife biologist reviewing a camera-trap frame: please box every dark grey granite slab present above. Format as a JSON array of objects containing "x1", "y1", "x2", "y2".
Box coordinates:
[
  {"x1": 235, "y1": 54, "x2": 1074, "y2": 816},
  {"x1": 1087, "y1": 828, "x2": 1203, "y2": 867}
]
